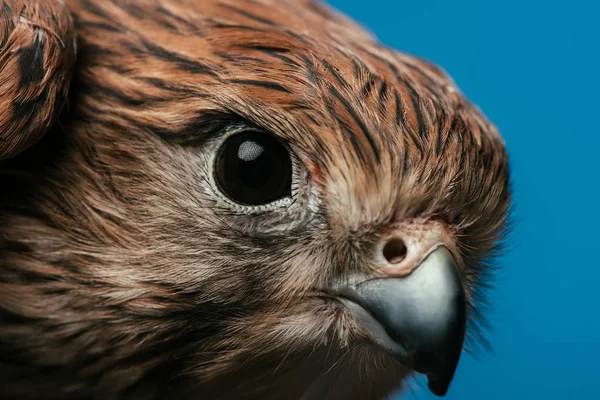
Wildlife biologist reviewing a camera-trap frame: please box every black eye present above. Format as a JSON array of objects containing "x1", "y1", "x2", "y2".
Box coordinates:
[{"x1": 215, "y1": 131, "x2": 293, "y2": 206}]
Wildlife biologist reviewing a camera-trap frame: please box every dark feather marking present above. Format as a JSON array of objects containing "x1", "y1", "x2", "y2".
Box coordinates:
[
  {"x1": 378, "y1": 81, "x2": 388, "y2": 105},
  {"x1": 321, "y1": 60, "x2": 351, "y2": 90},
  {"x1": 237, "y1": 45, "x2": 300, "y2": 67},
  {"x1": 402, "y1": 117, "x2": 424, "y2": 154},
  {"x1": 122, "y1": 3, "x2": 177, "y2": 32},
  {"x1": 282, "y1": 29, "x2": 311, "y2": 46},
  {"x1": 339, "y1": 121, "x2": 369, "y2": 165},
  {"x1": 401, "y1": 62, "x2": 451, "y2": 104},
  {"x1": 480, "y1": 149, "x2": 493, "y2": 173},
  {"x1": 351, "y1": 58, "x2": 362, "y2": 78},
  {"x1": 0, "y1": 309, "x2": 40, "y2": 325},
  {"x1": 76, "y1": 0, "x2": 129, "y2": 35},
  {"x1": 0, "y1": 261, "x2": 62, "y2": 284},
  {"x1": 259, "y1": 51, "x2": 299, "y2": 66},
  {"x1": 80, "y1": 82, "x2": 146, "y2": 107},
  {"x1": 401, "y1": 62, "x2": 442, "y2": 93},
  {"x1": 443, "y1": 115, "x2": 462, "y2": 157},
  {"x1": 139, "y1": 40, "x2": 216, "y2": 76},
  {"x1": 289, "y1": 101, "x2": 321, "y2": 114},
  {"x1": 148, "y1": 12, "x2": 179, "y2": 32},
  {"x1": 402, "y1": 142, "x2": 409, "y2": 174},
  {"x1": 320, "y1": 95, "x2": 366, "y2": 164},
  {"x1": 219, "y1": 4, "x2": 278, "y2": 26},
  {"x1": 18, "y1": 36, "x2": 45, "y2": 86},
  {"x1": 299, "y1": 54, "x2": 320, "y2": 85},
  {"x1": 466, "y1": 122, "x2": 476, "y2": 149},
  {"x1": 238, "y1": 44, "x2": 291, "y2": 53},
  {"x1": 393, "y1": 89, "x2": 422, "y2": 153},
  {"x1": 137, "y1": 77, "x2": 202, "y2": 96},
  {"x1": 80, "y1": 0, "x2": 113, "y2": 21},
  {"x1": 393, "y1": 90, "x2": 403, "y2": 126},
  {"x1": 318, "y1": 97, "x2": 364, "y2": 160},
  {"x1": 230, "y1": 79, "x2": 292, "y2": 93},
  {"x1": 77, "y1": 38, "x2": 120, "y2": 57},
  {"x1": 354, "y1": 44, "x2": 419, "y2": 99},
  {"x1": 156, "y1": 6, "x2": 201, "y2": 31},
  {"x1": 326, "y1": 84, "x2": 380, "y2": 161},
  {"x1": 406, "y1": 85, "x2": 427, "y2": 140},
  {"x1": 304, "y1": 112, "x2": 322, "y2": 127},
  {"x1": 214, "y1": 52, "x2": 268, "y2": 64},
  {"x1": 135, "y1": 111, "x2": 248, "y2": 146},
  {"x1": 83, "y1": 22, "x2": 123, "y2": 33},
  {"x1": 239, "y1": 57, "x2": 269, "y2": 64},
  {"x1": 445, "y1": 115, "x2": 460, "y2": 152},
  {"x1": 419, "y1": 146, "x2": 433, "y2": 183},
  {"x1": 361, "y1": 75, "x2": 376, "y2": 98},
  {"x1": 1, "y1": 239, "x2": 31, "y2": 255},
  {"x1": 11, "y1": 89, "x2": 49, "y2": 132}
]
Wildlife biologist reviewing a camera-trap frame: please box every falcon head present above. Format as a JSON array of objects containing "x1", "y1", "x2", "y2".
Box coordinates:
[{"x1": 0, "y1": 0, "x2": 511, "y2": 399}]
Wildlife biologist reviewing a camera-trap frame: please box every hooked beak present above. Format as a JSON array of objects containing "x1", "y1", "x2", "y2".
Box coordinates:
[{"x1": 332, "y1": 246, "x2": 467, "y2": 396}]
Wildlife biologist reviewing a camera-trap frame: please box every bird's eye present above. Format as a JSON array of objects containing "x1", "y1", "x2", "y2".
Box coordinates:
[{"x1": 214, "y1": 131, "x2": 293, "y2": 206}]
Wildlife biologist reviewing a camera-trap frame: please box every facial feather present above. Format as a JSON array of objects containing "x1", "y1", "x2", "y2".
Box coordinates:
[{"x1": 0, "y1": 0, "x2": 511, "y2": 399}]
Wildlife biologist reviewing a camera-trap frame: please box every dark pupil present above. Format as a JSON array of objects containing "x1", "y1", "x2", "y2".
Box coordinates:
[{"x1": 216, "y1": 132, "x2": 292, "y2": 205}]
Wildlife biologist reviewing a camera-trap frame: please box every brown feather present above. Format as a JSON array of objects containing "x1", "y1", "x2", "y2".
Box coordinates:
[{"x1": 0, "y1": 0, "x2": 76, "y2": 160}]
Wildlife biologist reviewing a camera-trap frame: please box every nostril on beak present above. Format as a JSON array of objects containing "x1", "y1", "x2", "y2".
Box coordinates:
[{"x1": 382, "y1": 237, "x2": 407, "y2": 265}]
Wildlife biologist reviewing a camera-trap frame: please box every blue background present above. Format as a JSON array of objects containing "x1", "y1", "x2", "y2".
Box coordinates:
[{"x1": 327, "y1": 0, "x2": 600, "y2": 399}]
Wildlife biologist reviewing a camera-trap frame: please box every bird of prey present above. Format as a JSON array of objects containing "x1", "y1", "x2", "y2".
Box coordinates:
[{"x1": 0, "y1": 0, "x2": 511, "y2": 399}]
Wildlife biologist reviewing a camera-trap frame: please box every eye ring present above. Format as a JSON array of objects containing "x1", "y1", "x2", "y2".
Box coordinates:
[{"x1": 213, "y1": 130, "x2": 293, "y2": 206}]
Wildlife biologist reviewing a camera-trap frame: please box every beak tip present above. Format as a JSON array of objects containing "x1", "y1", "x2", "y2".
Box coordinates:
[
  {"x1": 428, "y1": 379, "x2": 450, "y2": 397},
  {"x1": 430, "y1": 365, "x2": 462, "y2": 397}
]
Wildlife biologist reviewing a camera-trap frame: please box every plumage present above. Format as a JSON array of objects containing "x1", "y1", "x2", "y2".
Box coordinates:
[
  {"x1": 0, "y1": 1, "x2": 512, "y2": 399},
  {"x1": 0, "y1": 0, "x2": 76, "y2": 160}
]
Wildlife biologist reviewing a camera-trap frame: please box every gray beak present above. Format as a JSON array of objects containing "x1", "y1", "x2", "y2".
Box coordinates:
[{"x1": 334, "y1": 246, "x2": 467, "y2": 396}]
